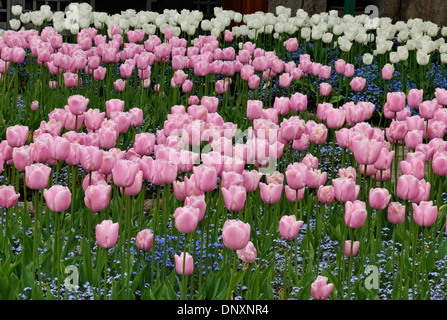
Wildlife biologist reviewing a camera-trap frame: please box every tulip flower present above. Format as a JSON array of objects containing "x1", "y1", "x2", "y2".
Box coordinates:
[
  {"x1": 67, "y1": 95, "x2": 89, "y2": 116},
  {"x1": 43, "y1": 185, "x2": 71, "y2": 212},
  {"x1": 6, "y1": 125, "x2": 29, "y2": 148},
  {"x1": 279, "y1": 215, "x2": 304, "y2": 240},
  {"x1": 387, "y1": 202, "x2": 406, "y2": 224},
  {"x1": 173, "y1": 206, "x2": 200, "y2": 234},
  {"x1": 368, "y1": 188, "x2": 391, "y2": 210},
  {"x1": 222, "y1": 219, "x2": 251, "y2": 251},
  {"x1": 344, "y1": 200, "x2": 367, "y2": 229},
  {"x1": 175, "y1": 252, "x2": 194, "y2": 275},
  {"x1": 95, "y1": 220, "x2": 119, "y2": 249},
  {"x1": 25, "y1": 163, "x2": 51, "y2": 190},
  {"x1": 396, "y1": 174, "x2": 420, "y2": 201},
  {"x1": 236, "y1": 241, "x2": 257, "y2": 264},
  {"x1": 0, "y1": 185, "x2": 20, "y2": 208},
  {"x1": 84, "y1": 184, "x2": 111, "y2": 213},
  {"x1": 221, "y1": 185, "x2": 247, "y2": 212},
  {"x1": 192, "y1": 164, "x2": 217, "y2": 192},
  {"x1": 412, "y1": 201, "x2": 438, "y2": 227},
  {"x1": 344, "y1": 240, "x2": 360, "y2": 257},
  {"x1": 135, "y1": 229, "x2": 154, "y2": 251},
  {"x1": 259, "y1": 182, "x2": 283, "y2": 204},
  {"x1": 112, "y1": 159, "x2": 140, "y2": 188},
  {"x1": 311, "y1": 276, "x2": 334, "y2": 300}
]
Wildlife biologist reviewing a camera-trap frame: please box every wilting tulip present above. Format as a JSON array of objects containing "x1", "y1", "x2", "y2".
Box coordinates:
[
  {"x1": 43, "y1": 185, "x2": 71, "y2": 212},
  {"x1": 95, "y1": 220, "x2": 119, "y2": 249},
  {"x1": 236, "y1": 241, "x2": 257, "y2": 264},
  {"x1": 136, "y1": 229, "x2": 154, "y2": 251},
  {"x1": 222, "y1": 219, "x2": 251, "y2": 251},
  {"x1": 279, "y1": 215, "x2": 304, "y2": 240},
  {"x1": 311, "y1": 276, "x2": 334, "y2": 300}
]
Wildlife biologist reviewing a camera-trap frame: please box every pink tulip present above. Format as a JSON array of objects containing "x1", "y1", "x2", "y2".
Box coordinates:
[
  {"x1": 173, "y1": 206, "x2": 200, "y2": 234},
  {"x1": 285, "y1": 38, "x2": 298, "y2": 52},
  {"x1": 311, "y1": 276, "x2": 334, "y2": 300},
  {"x1": 79, "y1": 145, "x2": 103, "y2": 172},
  {"x1": 387, "y1": 202, "x2": 406, "y2": 224},
  {"x1": 43, "y1": 185, "x2": 71, "y2": 212},
  {"x1": 84, "y1": 184, "x2": 111, "y2": 212},
  {"x1": 6, "y1": 125, "x2": 29, "y2": 148},
  {"x1": 285, "y1": 162, "x2": 308, "y2": 190},
  {"x1": 373, "y1": 148, "x2": 395, "y2": 171},
  {"x1": 259, "y1": 182, "x2": 283, "y2": 204},
  {"x1": 247, "y1": 100, "x2": 263, "y2": 121},
  {"x1": 136, "y1": 229, "x2": 154, "y2": 251},
  {"x1": 432, "y1": 151, "x2": 447, "y2": 176},
  {"x1": 193, "y1": 164, "x2": 217, "y2": 192},
  {"x1": 95, "y1": 220, "x2": 119, "y2": 249},
  {"x1": 350, "y1": 77, "x2": 366, "y2": 92},
  {"x1": 306, "y1": 169, "x2": 327, "y2": 189},
  {"x1": 0, "y1": 185, "x2": 20, "y2": 208},
  {"x1": 221, "y1": 185, "x2": 247, "y2": 212},
  {"x1": 242, "y1": 170, "x2": 262, "y2": 193},
  {"x1": 31, "y1": 100, "x2": 39, "y2": 111},
  {"x1": 435, "y1": 88, "x2": 447, "y2": 106},
  {"x1": 290, "y1": 92, "x2": 307, "y2": 112},
  {"x1": 84, "y1": 109, "x2": 106, "y2": 132},
  {"x1": 318, "y1": 185, "x2": 335, "y2": 204},
  {"x1": 326, "y1": 108, "x2": 346, "y2": 129},
  {"x1": 25, "y1": 163, "x2": 51, "y2": 190},
  {"x1": 351, "y1": 137, "x2": 382, "y2": 165},
  {"x1": 121, "y1": 170, "x2": 143, "y2": 196},
  {"x1": 368, "y1": 188, "x2": 391, "y2": 210},
  {"x1": 412, "y1": 201, "x2": 438, "y2": 227},
  {"x1": 222, "y1": 219, "x2": 251, "y2": 251},
  {"x1": 381, "y1": 65, "x2": 394, "y2": 80},
  {"x1": 248, "y1": 74, "x2": 260, "y2": 90},
  {"x1": 396, "y1": 174, "x2": 419, "y2": 201},
  {"x1": 344, "y1": 240, "x2": 360, "y2": 257},
  {"x1": 319, "y1": 83, "x2": 332, "y2": 96},
  {"x1": 279, "y1": 215, "x2": 304, "y2": 240},
  {"x1": 237, "y1": 241, "x2": 257, "y2": 264},
  {"x1": 387, "y1": 92, "x2": 406, "y2": 113},
  {"x1": 407, "y1": 89, "x2": 423, "y2": 108},
  {"x1": 51, "y1": 136, "x2": 70, "y2": 162},
  {"x1": 12, "y1": 146, "x2": 34, "y2": 171},
  {"x1": 284, "y1": 185, "x2": 305, "y2": 202},
  {"x1": 67, "y1": 95, "x2": 89, "y2": 116},
  {"x1": 174, "y1": 252, "x2": 194, "y2": 275},
  {"x1": 114, "y1": 79, "x2": 126, "y2": 92},
  {"x1": 134, "y1": 132, "x2": 156, "y2": 156},
  {"x1": 184, "y1": 195, "x2": 206, "y2": 221},
  {"x1": 112, "y1": 159, "x2": 139, "y2": 188},
  {"x1": 335, "y1": 59, "x2": 346, "y2": 74},
  {"x1": 344, "y1": 200, "x2": 367, "y2": 229},
  {"x1": 140, "y1": 157, "x2": 178, "y2": 186},
  {"x1": 400, "y1": 158, "x2": 425, "y2": 180},
  {"x1": 405, "y1": 130, "x2": 423, "y2": 150}
]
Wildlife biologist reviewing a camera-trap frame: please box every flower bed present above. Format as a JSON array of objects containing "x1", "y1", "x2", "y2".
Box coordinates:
[{"x1": 0, "y1": 3, "x2": 446, "y2": 301}]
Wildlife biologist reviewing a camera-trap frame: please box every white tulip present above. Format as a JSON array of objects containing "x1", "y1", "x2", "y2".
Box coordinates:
[
  {"x1": 234, "y1": 12, "x2": 242, "y2": 23},
  {"x1": 389, "y1": 52, "x2": 400, "y2": 64},
  {"x1": 70, "y1": 23, "x2": 80, "y2": 35},
  {"x1": 322, "y1": 32, "x2": 333, "y2": 44},
  {"x1": 9, "y1": 19, "x2": 20, "y2": 30},
  {"x1": 442, "y1": 27, "x2": 447, "y2": 37},
  {"x1": 301, "y1": 27, "x2": 311, "y2": 40},
  {"x1": 363, "y1": 53, "x2": 373, "y2": 65},
  {"x1": 11, "y1": 5, "x2": 22, "y2": 16},
  {"x1": 332, "y1": 24, "x2": 344, "y2": 36},
  {"x1": 274, "y1": 22, "x2": 284, "y2": 34},
  {"x1": 441, "y1": 53, "x2": 447, "y2": 64},
  {"x1": 397, "y1": 46, "x2": 409, "y2": 61},
  {"x1": 20, "y1": 12, "x2": 30, "y2": 24},
  {"x1": 416, "y1": 49, "x2": 430, "y2": 66},
  {"x1": 142, "y1": 23, "x2": 156, "y2": 35}
]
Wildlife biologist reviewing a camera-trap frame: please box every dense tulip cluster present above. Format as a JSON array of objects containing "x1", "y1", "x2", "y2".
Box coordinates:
[{"x1": 0, "y1": 2, "x2": 445, "y2": 302}]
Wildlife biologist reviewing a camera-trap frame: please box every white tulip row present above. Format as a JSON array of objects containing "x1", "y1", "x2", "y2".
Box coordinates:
[{"x1": 5, "y1": 3, "x2": 447, "y2": 65}]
